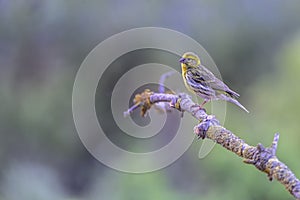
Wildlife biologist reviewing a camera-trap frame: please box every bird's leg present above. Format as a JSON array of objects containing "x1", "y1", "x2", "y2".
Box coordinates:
[
  {"x1": 199, "y1": 100, "x2": 208, "y2": 109},
  {"x1": 192, "y1": 100, "x2": 207, "y2": 114}
]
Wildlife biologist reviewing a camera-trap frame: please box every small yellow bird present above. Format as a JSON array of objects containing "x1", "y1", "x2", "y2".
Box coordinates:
[{"x1": 179, "y1": 52, "x2": 249, "y2": 113}]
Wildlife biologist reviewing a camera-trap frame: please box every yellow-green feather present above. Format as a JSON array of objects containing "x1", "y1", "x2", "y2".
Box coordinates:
[{"x1": 181, "y1": 63, "x2": 194, "y2": 93}]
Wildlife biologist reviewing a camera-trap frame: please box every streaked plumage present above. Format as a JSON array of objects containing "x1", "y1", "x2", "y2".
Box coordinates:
[{"x1": 179, "y1": 52, "x2": 249, "y2": 113}]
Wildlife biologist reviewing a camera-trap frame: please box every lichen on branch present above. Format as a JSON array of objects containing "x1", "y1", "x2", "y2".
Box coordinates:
[{"x1": 124, "y1": 89, "x2": 300, "y2": 199}]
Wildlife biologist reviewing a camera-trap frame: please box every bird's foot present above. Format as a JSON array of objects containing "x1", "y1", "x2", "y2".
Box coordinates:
[{"x1": 197, "y1": 106, "x2": 206, "y2": 112}]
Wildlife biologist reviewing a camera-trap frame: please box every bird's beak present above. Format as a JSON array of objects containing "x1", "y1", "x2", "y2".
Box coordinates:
[{"x1": 179, "y1": 57, "x2": 186, "y2": 63}]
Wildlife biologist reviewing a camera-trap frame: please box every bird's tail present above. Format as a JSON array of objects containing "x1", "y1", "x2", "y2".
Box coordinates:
[{"x1": 220, "y1": 94, "x2": 249, "y2": 113}]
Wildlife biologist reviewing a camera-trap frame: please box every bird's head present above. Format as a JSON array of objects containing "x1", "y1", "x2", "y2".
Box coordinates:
[{"x1": 179, "y1": 52, "x2": 201, "y2": 68}]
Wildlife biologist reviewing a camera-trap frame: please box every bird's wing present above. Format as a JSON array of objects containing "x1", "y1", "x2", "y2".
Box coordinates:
[
  {"x1": 193, "y1": 65, "x2": 240, "y2": 98},
  {"x1": 188, "y1": 65, "x2": 225, "y2": 89},
  {"x1": 187, "y1": 66, "x2": 211, "y2": 84},
  {"x1": 186, "y1": 68, "x2": 215, "y2": 96}
]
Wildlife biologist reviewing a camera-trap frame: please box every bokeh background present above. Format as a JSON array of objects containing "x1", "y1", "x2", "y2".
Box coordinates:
[{"x1": 1, "y1": 0, "x2": 300, "y2": 199}]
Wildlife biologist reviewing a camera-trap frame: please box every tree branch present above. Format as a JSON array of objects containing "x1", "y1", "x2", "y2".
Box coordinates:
[{"x1": 124, "y1": 89, "x2": 300, "y2": 199}]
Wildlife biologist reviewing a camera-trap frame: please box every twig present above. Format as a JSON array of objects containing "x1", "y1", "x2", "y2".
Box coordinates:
[
  {"x1": 158, "y1": 71, "x2": 176, "y2": 93},
  {"x1": 124, "y1": 89, "x2": 300, "y2": 199},
  {"x1": 123, "y1": 103, "x2": 141, "y2": 117}
]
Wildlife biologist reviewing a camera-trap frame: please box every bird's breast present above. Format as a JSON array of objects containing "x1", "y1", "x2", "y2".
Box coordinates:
[
  {"x1": 181, "y1": 64, "x2": 193, "y2": 92},
  {"x1": 181, "y1": 64, "x2": 187, "y2": 81},
  {"x1": 181, "y1": 63, "x2": 187, "y2": 76}
]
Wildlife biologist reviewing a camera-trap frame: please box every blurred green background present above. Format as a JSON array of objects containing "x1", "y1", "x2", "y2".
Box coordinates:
[{"x1": 1, "y1": 0, "x2": 300, "y2": 199}]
